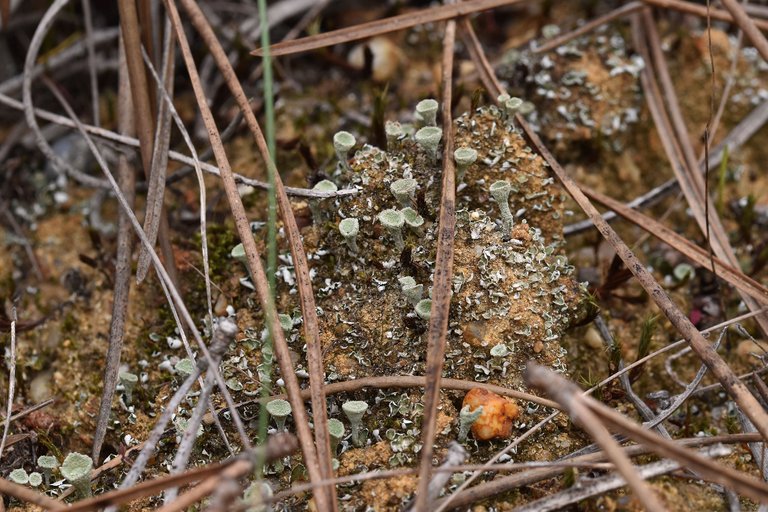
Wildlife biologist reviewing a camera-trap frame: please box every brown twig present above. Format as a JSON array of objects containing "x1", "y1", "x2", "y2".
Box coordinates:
[
  {"x1": 155, "y1": 459, "x2": 253, "y2": 512},
  {"x1": 0, "y1": 306, "x2": 17, "y2": 463},
  {"x1": 65, "y1": 433, "x2": 298, "y2": 512},
  {"x1": 92, "y1": 37, "x2": 136, "y2": 463},
  {"x1": 0, "y1": 91, "x2": 355, "y2": 199},
  {"x1": 642, "y1": 0, "x2": 768, "y2": 30},
  {"x1": 161, "y1": 1, "x2": 330, "y2": 509},
  {"x1": 635, "y1": 10, "x2": 768, "y2": 337},
  {"x1": 116, "y1": 0, "x2": 178, "y2": 286},
  {"x1": 0, "y1": 477, "x2": 64, "y2": 510},
  {"x1": 718, "y1": 0, "x2": 768, "y2": 60},
  {"x1": 413, "y1": 14, "x2": 458, "y2": 512},
  {"x1": 176, "y1": 0, "x2": 338, "y2": 507},
  {"x1": 209, "y1": 376, "x2": 561, "y2": 423},
  {"x1": 582, "y1": 185, "x2": 768, "y2": 305},
  {"x1": 252, "y1": 0, "x2": 524, "y2": 57},
  {"x1": 532, "y1": 2, "x2": 645, "y2": 55},
  {"x1": 136, "y1": 25, "x2": 176, "y2": 285},
  {"x1": 526, "y1": 364, "x2": 666, "y2": 510},
  {"x1": 516, "y1": 110, "x2": 768, "y2": 439}
]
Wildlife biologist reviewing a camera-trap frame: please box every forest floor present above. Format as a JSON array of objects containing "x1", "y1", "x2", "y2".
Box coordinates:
[{"x1": 1, "y1": 1, "x2": 768, "y2": 511}]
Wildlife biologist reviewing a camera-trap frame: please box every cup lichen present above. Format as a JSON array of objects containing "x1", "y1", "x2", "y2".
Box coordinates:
[
  {"x1": 60, "y1": 452, "x2": 93, "y2": 498},
  {"x1": 453, "y1": 147, "x2": 477, "y2": 183},
  {"x1": 489, "y1": 180, "x2": 514, "y2": 234},
  {"x1": 342, "y1": 400, "x2": 369, "y2": 447},
  {"x1": 333, "y1": 131, "x2": 356, "y2": 171},
  {"x1": 266, "y1": 398, "x2": 292, "y2": 432},
  {"x1": 415, "y1": 98, "x2": 439, "y2": 127},
  {"x1": 338, "y1": 217, "x2": 360, "y2": 252},
  {"x1": 414, "y1": 126, "x2": 443, "y2": 162},
  {"x1": 377, "y1": 209, "x2": 405, "y2": 250}
]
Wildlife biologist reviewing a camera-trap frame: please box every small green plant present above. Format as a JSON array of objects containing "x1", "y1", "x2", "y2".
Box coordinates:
[
  {"x1": 672, "y1": 263, "x2": 695, "y2": 283},
  {"x1": 415, "y1": 98, "x2": 439, "y2": 126},
  {"x1": 489, "y1": 344, "x2": 510, "y2": 358},
  {"x1": 310, "y1": 180, "x2": 338, "y2": 224},
  {"x1": 500, "y1": 95, "x2": 523, "y2": 120},
  {"x1": 279, "y1": 314, "x2": 293, "y2": 334},
  {"x1": 458, "y1": 405, "x2": 483, "y2": 442},
  {"x1": 119, "y1": 371, "x2": 138, "y2": 404},
  {"x1": 385, "y1": 121, "x2": 404, "y2": 149},
  {"x1": 390, "y1": 178, "x2": 418, "y2": 207},
  {"x1": 342, "y1": 400, "x2": 369, "y2": 447},
  {"x1": 415, "y1": 299, "x2": 432, "y2": 321},
  {"x1": 401, "y1": 207, "x2": 424, "y2": 232},
  {"x1": 378, "y1": 209, "x2": 405, "y2": 250},
  {"x1": 489, "y1": 181, "x2": 514, "y2": 235},
  {"x1": 60, "y1": 452, "x2": 93, "y2": 498},
  {"x1": 453, "y1": 147, "x2": 477, "y2": 183},
  {"x1": 328, "y1": 418, "x2": 345, "y2": 454},
  {"x1": 9, "y1": 468, "x2": 28, "y2": 485},
  {"x1": 230, "y1": 242, "x2": 254, "y2": 284},
  {"x1": 338, "y1": 218, "x2": 360, "y2": 252},
  {"x1": 174, "y1": 358, "x2": 196, "y2": 379},
  {"x1": 414, "y1": 126, "x2": 442, "y2": 162},
  {"x1": 333, "y1": 131, "x2": 356, "y2": 171},
  {"x1": 37, "y1": 455, "x2": 58, "y2": 485},
  {"x1": 28, "y1": 472, "x2": 43, "y2": 487},
  {"x1": 399, "y1": 276, "x2": 424, "y2": 306},
  {"x1": 266, "y1": 399, "x2": 292, "y2": 432}
]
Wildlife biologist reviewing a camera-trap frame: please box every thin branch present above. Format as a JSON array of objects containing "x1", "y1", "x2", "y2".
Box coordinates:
[
  {"x1": 176, "y1": 0, "x2": 339, "y2": 506},
  {"x1": 161, "y1": 2, "x2": 330, "y2": 510},
  {"x1": 252, "y1": 0, "x2": 524, "y2": 57},
  {"x1": 92, "y1": 36, "x2": 136, "y2": 463},
  {"x1": 136, "y1": 25, "x2": 176, "y2": 285},
  {"x1": 0, "y1": 306, "x2": 17, "y2": 462},
  {"x1": 0, "y1": 27, "x2": 120, "y2": 96},
  {"x1": 642, "y1": 0, "x2": 768, "y2": 30},
  {"x1": 163, "y1": 369, "x2": 217, "y2": 503},
  {"x1": 644, "y1": 327, "x2": 725, "y2": 430},
  {"x1": 139, "y1": 34, "x2": 214, "y2": 327},
  {"x1": 532, "y1": 2, "x2": 644, "y2": 55},
  {"x1": 209, "y1": 375, "x2": 561, "y2": 424},
  {"x1": 0, "y1": 91, "x2": 357, "y2": 199},
  {"x1": 515, "y1": 111, "x2": 768, "y2": 441},
  {"x1": 516, "y1": 445, "x2": 732, "y2": 512},
  {"x1": 0, "y1": 477, "x2": 65, "y2": 510},
  {"x1": 413, "y1": 14, "x2": 458, "y2": 511},
  {"x1": 718, "y1": 0, "x2": 768, "y2": 60},
  {"x1": 117, "y1": 0, "x2": 178, "y2": 286},
  {"x1": 80, "y1": 0, "x2": 99, "y2": 127},
  {"x1": 526, "y1": 364, "x2": 667, "y2": 511}
]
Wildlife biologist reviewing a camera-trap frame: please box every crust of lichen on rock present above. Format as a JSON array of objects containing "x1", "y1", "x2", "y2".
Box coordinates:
[
  {"x1": 303, "y1": 104, "x2": 587, "y2": 393},
  {"x1": 283, "y1": 103, "x2": 593, "y2": 508}
]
